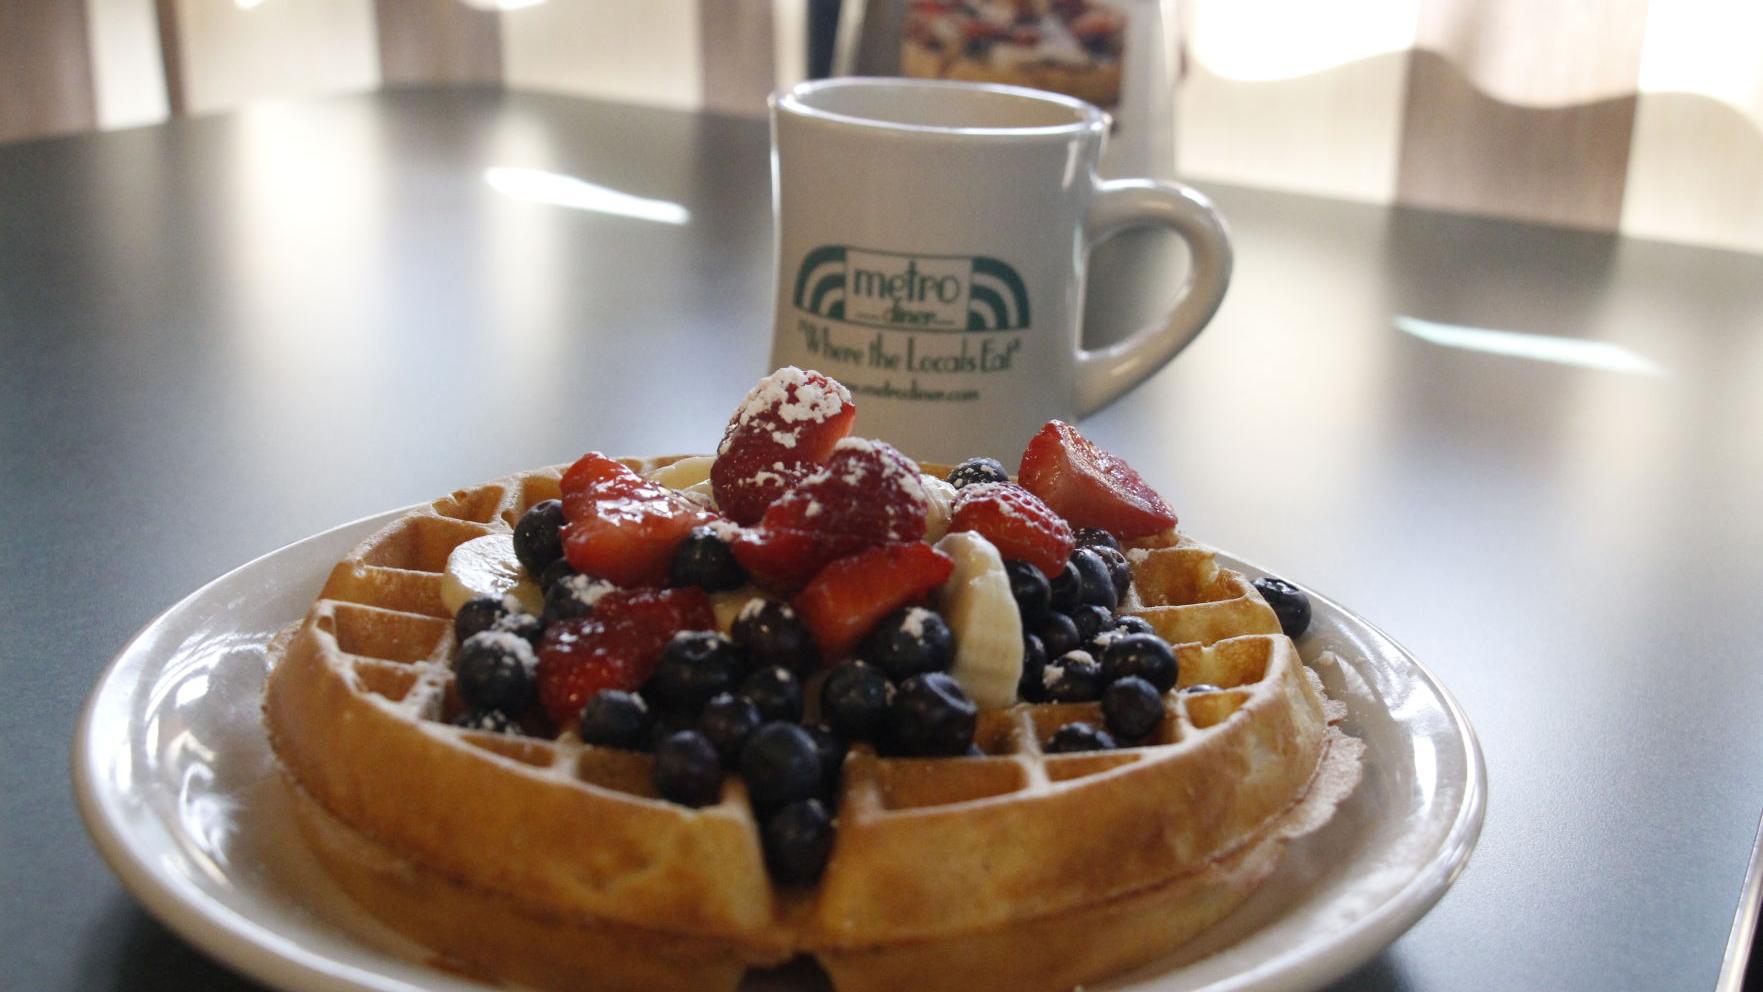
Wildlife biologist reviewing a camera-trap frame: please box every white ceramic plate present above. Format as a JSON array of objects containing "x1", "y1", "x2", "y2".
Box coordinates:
[{"x1": 74, "y1": 509, "x2": 1485, "y2": 992}]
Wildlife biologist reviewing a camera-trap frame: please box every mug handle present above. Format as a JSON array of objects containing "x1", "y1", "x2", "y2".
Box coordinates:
[{"x1": 1073, "y1": 180, "x2": 1233, "y2": 416}]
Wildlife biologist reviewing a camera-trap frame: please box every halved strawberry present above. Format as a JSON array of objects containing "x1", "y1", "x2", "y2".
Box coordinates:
[
  {"x1": 536, "y1": 587, "x2": 715, "y2": 727},
  {"x1": 1017, "y1": 420, "x2": 1177, "y2": 539},
  {"x1": 560, "y1": 452, "x2": 718, "y2": 587},
  {"x1": 948, "y1": 482, "x2": 1075, "y2": 579},
  {"x1": 709, "y1": 367, "x2": 856, "y2": 525},
  {"x1": 560, "y1": 451, "x2": 642, "y2": 498},
  {"x1": 732, "y1": 437, "x2": 929, "y2": 591},
  {"x1": 792, "y1": 542, "x2": 954, "y2": 658}
]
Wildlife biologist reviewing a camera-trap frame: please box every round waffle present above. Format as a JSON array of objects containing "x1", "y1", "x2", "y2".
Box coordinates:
[{"x1": 264, "y1": 457, "x2": 1362, "y2": 992}]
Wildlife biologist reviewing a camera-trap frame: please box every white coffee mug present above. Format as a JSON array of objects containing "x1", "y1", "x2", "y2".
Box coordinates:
[{"x1": 769, "y1": 77, "x2": 1230, "y2": 463}]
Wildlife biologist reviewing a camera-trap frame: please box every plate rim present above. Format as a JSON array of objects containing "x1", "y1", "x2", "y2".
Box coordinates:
[
  {"x1": 1188, "y1": 552, "x2": 1487, "y2": 992},
  {"x1": 72, "y1": 512, "x2": 1486, "y2": 992},
  {"x1": 72, "y1": 506, "x2": 439, "y2": 992}
]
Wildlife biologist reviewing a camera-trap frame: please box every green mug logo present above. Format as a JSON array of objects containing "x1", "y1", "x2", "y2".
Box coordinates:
[{"x1": 793, "y1": 246, "x2": 1030, "y2": 332}]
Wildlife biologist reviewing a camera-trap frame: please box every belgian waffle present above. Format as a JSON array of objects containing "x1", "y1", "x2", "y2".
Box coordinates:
[{"x1": 264, "y1": 457, "x2": 1362, "y2": 992}]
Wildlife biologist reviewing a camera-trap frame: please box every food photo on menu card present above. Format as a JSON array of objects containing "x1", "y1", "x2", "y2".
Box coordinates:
[{"x1": 18, "y1": 4, "x2": 1763, "y2": 992}]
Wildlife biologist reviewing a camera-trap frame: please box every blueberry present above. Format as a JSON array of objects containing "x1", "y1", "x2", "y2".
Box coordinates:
[
  {"x1": 578, "y1": 690, "x2": 652, "y2": 749},
  {"x1": 1017, "y1": 633, "x2": 1048, "y2": 703},
  {"x1": 803, "y1": 722, "x2": 847, "y2": 798},
  {"x1": 1092, "y1": 545, "x2": 1132, "y2": 601},
  {"x1": 491, "y1": 611, "x2": 545, "y2": 648},
  {"x1": 455, "y1": 631, "x2": 537, "y2": 714},
  {"x1": 646, "y1": 631, "x2": 745, "y2": 714},
  {"x1": 646, "y1": 708, "x2": 699, "y2": 751},
  {"x1": 1102, "y1": 676, "x2": 1164, "y2": 741},
  {"x1": 731, "y1": 601, "x2": 820, "y2": 676},
  {"x1": 821, "y1": 661, "x2": 893, "y2": 742},
  {"x1": 1068, "y1": 548, "x2": 1118, "y2": 610},
  {"x1": 669, "y1": 526, "x2": 746, "y2": 592},
  {"x1": 763, "y1": 799, "x2": 835, "y2": 885},
  {"x1": 887, "y1": 672, "x2": 977, "y2": 756},
  {"x1": 452, "y1": 708, "x2": 518, "y2": 734},
  {"x1": 544, "y1": 574, "x2": 610, "y2": 624},
  {"x1": 1049, "y1": 559, "x2": 1083, "y2": 614},
  {"x1": 1089, "y1": 615, "x2": 1151, "y2": 659},
  {"x1": 697, "y1": 692, "x2": 762, "y2": 767},
  {"x1": 741, "y1": 722, "x2": 823, "y2": 811},
  {"x1": 1112, "y1": 614, "x2": 1155, "y2": 637},
  {"x1": 454, "y1": 596, "x2": 509, "y2": 644},
  {"x1": 1085, "y1": 628, "x2": 1123, "y2": 661},
  {"x1": 1073, "y1": 527, "x2": 1121, "y2": 552},
  {"x1": 1099, "y1": 634, "x2": 1178, "y2": 693},
  {"x1": 946, "y1": 457, "x2": 1010, "y2": 489},
  {"x1": 1254, "y1": 577, "x2": 1312, "y2": 639},
  {"x1": 537, "y1": 557, "x2": 576, "y2": 591},
  {"x1": 858, "y1": 607, "x2": 953, "y2": 682},
  {"x1": 1070, "y1": 603, "x2": 1114, "y2": 643},
  {"x1": 653, "y1": 730, "x2": 724, "y2": 807},
  {"x1": 513, "y1": 499, "x2": 567, "y2": 577},
  {"x1": 1044, "y1": 652, "x2": 1105, "y2": 703},
  {"x1": 1036, "y1": 612, "x2": 1082, "y2": 659},
  {"x1": 1046, "y1": 722, "x2": 1117, "y2": 753},
  {"x1": 1004, "y1": 559, "x2": 1051, "y2": 626},
  {"x1": 543, "y1": 581, "x2": 585, "y2": 624},
  {"x1": 1184, "y1": 683, "x2": 1221, "y2": 694},
  {"x1": 739, "y1": 665, "x2": 805, "y2": 724}
]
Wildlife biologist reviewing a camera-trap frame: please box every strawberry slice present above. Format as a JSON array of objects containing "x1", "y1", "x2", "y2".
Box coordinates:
[
  {"x1": 732, "y1": 437, "x2": 929, "y2": 591},
  {"x1": 1017, "y1": 420, "x2": 1177, "y2": 539},
  {"x1": 536, "y1": 587, "x2": 715, "y2": 727},
  {"x1": 949, "y1": 482, "x2": 1075, "y2": 579},
  {"x1": 560, "y1": 452, "x2": 718, "y2": 587},
  {"x1": 793, "y1": 542, "x2": 954, "y2": 658},
  {"x1": 710, "y1": 367, "x2": 856, "y2": 525}
]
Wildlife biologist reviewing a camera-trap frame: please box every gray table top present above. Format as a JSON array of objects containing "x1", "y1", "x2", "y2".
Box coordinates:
[{"x1": 4, "y1": 87, "x2": 1761, "y2": 992}]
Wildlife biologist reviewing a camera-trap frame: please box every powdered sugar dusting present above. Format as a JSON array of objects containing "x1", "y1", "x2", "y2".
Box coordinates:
[
  {"x1": 846, "y1": 437, "x2": 928, "y2": 504},
  {"x1": 829, "y1": 437, "x2": 928, "y2": 516},
  {"x1": 454, "y1": 710, "x2": 515, "y2": 733},
  {"x1": 737, "y1": 597, "x2": 781, "y2": 621},
  {"x1": 832, "y1": 436, "x2": 880, "y2": 456},
  {"x1": 721, "y1": 367, "x2": 852, "y2": 455},
  {"x1": 700, "y1": 518, "x2": 741, "y2": 542},
  {"x1": 899, "y1": 606, "x2": 936, "y2": 638},
  {"x1": 466, "y1": 630, "x2": 537, "y2": 671},
  {"x1": 957, "y1": 482, "x2": 1048, "y2": 530},
  {"x1": 558, "y1": 573, "x2": 616, "y2": 607},
  {"x1": 897, "y1": 464, "x2": 928, "y2": 504}
]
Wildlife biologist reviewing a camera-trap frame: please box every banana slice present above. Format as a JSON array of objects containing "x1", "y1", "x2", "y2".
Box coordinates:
[
  {"x1": 933, "y1": 530, "x2": 1023, "y2": 709},
  {"x1": 648, "y1": 455, "x2": 715, "y2": 490},
  {"x1": 679, "y1": 478, "x2": 719, "y2": 511},
  {"x1": 441, "y1": 534, "x2": 545, "y2": 616},
  {"x1": 922, "y1": 474, "x2": 957, "y2": 542}
]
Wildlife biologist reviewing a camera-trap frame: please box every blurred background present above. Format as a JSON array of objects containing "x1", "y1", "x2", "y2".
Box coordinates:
[{"x1": 3, "y1": 0, "x2": 1761, "y2": 255}]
